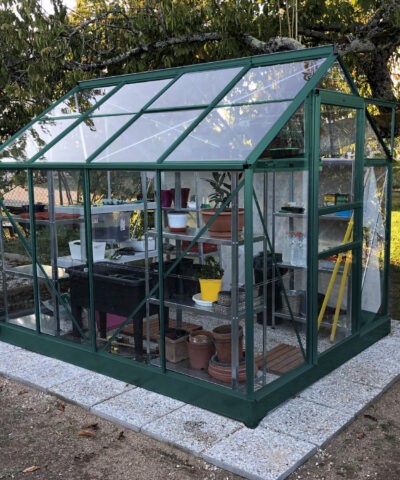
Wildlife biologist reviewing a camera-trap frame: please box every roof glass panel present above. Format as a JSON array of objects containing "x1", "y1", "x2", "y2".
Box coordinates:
[
  {"x1": 44, "y1": 87, "x2": 115, "y2": 117},
  {"x1": 149, "y1": 68, "x2": 242, "y2": 109},
  {"x1": 91, "y1": 79, "x2": 172, "y2": 115},
  {"x1": 366, "y1": 103, "x2": 392, "y2": 150},
  {"x1": 164, "y1": 102, "x2": 290, "y2": 163},
  {"x1": 219, "y1": 59, "x2": 325, "y2": 105},
  {"x1": 365, "y1": 118, "x2": 388, "y2": 158},
  {"x1": 34, "y1": 115, "x2": 133, "y2": 163},
  {"x1": 92, "y1": 110, "x2": 200, "y2": 164},
  {"x1": 317, "y1": 61, "x2": 352, "y2": 93},
  {"x1": 0, "y1": 119, "x2": 76, "y2": 163}
]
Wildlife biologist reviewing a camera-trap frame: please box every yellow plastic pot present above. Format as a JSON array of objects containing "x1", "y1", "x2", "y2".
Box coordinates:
[{"x1": 199, "y1": 278, "x2": 223, "y2": 302}]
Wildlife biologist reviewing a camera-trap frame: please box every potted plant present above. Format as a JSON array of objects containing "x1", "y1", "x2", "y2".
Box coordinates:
[
  {"x1": 128, "y1": 211, "x2": 155, "y2": 252},
  {"x1": 201, "y1": 172, "x2": 244, "y2": 238},
  {"x1": 197, "y1": 256, "x2": 224, "y2": 302}
]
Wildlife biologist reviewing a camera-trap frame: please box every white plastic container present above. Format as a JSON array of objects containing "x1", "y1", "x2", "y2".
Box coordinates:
[
  {"x1": 69, "y1": 240, "x2": 106, "y2": 261},
  {"x1": 167, "y1": 211, "x2": 188, "y2": 232}
]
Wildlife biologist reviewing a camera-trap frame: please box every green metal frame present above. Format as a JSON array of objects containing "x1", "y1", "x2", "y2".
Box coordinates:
[{"x1": 0, "y1": 46, "x2": 395, "y2": 427}]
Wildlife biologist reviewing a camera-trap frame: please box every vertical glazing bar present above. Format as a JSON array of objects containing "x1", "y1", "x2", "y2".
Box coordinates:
[
  {"x1": 230, "y1": 171, "x2": 239, "y2": 389},
  {"x1": 82, "y1": 169, "x2": 97, "y2": 351},
  {"x1": 261, "y1": 173, "x2": 268, "y2": 383},
  {"x1": 383, "y1": 105, "x2": 395, "y2": 318},
  {"x1": 174, "y1": 172, "x2": 183, "y2": 327},
  {"x1": 352, "y1": 106, "x2": 365, "y2": 332},
  {"x1": 47, "y1": 171, "x2": 61, "y2": 334},
  {"x1": 0, "y1": 199, "x2": 8, "y2": 321},
  {"x1": 307, "y1": 92, "x2": 320, "y2": 365},
  {"x1": 156, "y1": 171, "x2": 166, "y2": 372},
  {"x1": 244, "y1": 168, "x2": 254, "y2": 395},
  {"x1": 28, "y1": 170, "x2": 41, "y2": 334},
  {"x1": 141, "y1": 172, "x2": 151, "y2": 358}
]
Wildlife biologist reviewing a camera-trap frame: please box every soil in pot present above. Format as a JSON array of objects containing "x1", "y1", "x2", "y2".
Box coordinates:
[
  {"x1": 212, "y1": 324, "x2": 244, "y2": 364},
  {"x1": 188, "y1": 330, "x2": 215, "y2": 370}
]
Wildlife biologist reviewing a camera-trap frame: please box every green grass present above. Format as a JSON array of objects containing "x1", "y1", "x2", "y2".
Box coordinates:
[{"x1": 391, "y1": 189, "x2": 400, "y2": 267}]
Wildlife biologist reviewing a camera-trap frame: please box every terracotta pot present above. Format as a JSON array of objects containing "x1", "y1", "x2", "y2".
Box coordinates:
[
  {"x1": 208, "y1": 354, "x2": 249, "y2": 383},
  {"x1": 201, "y1": 208, "x2": 245, "y2": 238},
  {"x1": 188, "y1": 330, "x2": 215, "y2": 370},
  {"x1": 212, "y1": 324, "x2": 243, "y2": 364}
]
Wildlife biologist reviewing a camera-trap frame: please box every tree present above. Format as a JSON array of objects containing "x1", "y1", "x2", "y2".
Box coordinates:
[{"x1": 1, "y1": 0, "x2": 399, "y2": 144}]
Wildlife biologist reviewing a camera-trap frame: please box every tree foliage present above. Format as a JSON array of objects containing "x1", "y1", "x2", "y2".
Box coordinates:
[{"x1": 1, "y1": 0, "x2": 399, "y2": 143}]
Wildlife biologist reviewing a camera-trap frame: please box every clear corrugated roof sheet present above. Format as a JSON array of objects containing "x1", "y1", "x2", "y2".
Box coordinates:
[{"x1": 0, "y1": 47, "x2": 339, "y2": 166}]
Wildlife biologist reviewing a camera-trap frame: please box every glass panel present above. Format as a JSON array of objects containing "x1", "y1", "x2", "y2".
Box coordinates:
[
  {"x1": 93, "y1": 110, "x2": 201, "y2": 164},
  {"x1": 28, "y1": 171, "x2": 87, "y2": 340},
  {"x1": 91, "y1": 79, "x2": 171, "y2": 115},
  {"x1": 262, "y1": 106, "x2": 304, "y2": 158},
  {"x1": 317, "y1": 61, "x2": 352, "y2": 93},
  {"x1": 361, "y1": 166, "x2": 387, "y2": 317},
  {"x1": 254, "y1": 171, "x2": 308, "y2": 391},
  {"x1": 366, "y1": 104, "x2": 393, "y2": 150},
  {"x1": 164, "y1": 102, "x2": 290, "y2": 163},
  {"x1": 0, "y1": 172, "x2": 38, "y2": 331},
  {"x1": 219, "y1": 59, "x2": 325, "y2": 104},
  {"x1": 34, "y1": 115, "x2": 133, "y2": 163},
  {"x1": 89, "y1": 171, "x2": 156, "y2": 360},
  {"x1": 45, "y1": 87, "x2": 115, "y2": 117},
  {"x1": 0, "y1": 119, "x2": 76, "y2": 163},
  {"x1": 319, "y1": 160, "x2": 354, "y2": 208},
  {"x1": 317, "y1": 249, "x2": 353, "y2": 351},
  {"x1": 365, "y1": 112, "x2": 390, "y2": 158},
  {"x1": 320, "y1": 104, "x2": 356, "y2": 159},
  {"x1": 150, "y1": 68, "x2": 242, "y2": 108},
  {"x1": 319, "y1": 212, "x2": 353, "y2": 253}
]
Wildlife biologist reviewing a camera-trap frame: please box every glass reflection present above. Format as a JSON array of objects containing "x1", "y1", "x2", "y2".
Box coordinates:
[
  {"x1": 320, "y1": 105, "x2": 356, "y2": 159},
  {"x1": 219, "y1": 59, "x2": 324, "y2": 104},
  {"x1": 151, "y1": 68, "x2": 242, "y2": 108},
  {"x1": 365, "y1": 107, "x2": 391, "y2": 157},
  {"x1": 92, "y1": 79, "x2": 171, "y2": 115},
  {"x1": 35, "y1": 115, "x2": 132, "y2": 163},
  {"x1": 0, "y1": 119, "x2": 76, "y2": 163},
  {"x1": 165, "y1": 102, "x2": 290, "y2": 162},
  {"x1": 361, "y1": 167, "x2": 387, "y2": 315},
  {"x1": 317, "y1": 61, "x2": 352, "y2": 93},
  {"x1": 45, "y1": 87, "x2": 115, "y2": 117},
  {"x1": 93, "y1": 110, "x2": 200, "y2": 163}
]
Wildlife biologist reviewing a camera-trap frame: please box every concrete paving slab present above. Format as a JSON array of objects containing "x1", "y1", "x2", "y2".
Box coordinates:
[
  {"x1": 334, "y1": 348, "x2": 400, "y2": 389},
  {"x1": 8, "y1": 357, "x2": 88, "y2": 391},
  {"x1": 299, "y1": 373, "x2": 381, "y2": 415},
  {"x1": 91, "y1": 387, "x2": 184, "y2": 432},
  {"x1": 142, "y1": 404, "x2": 242, "y2": 455},
  {"x1": 0, "y1": 341, "x2": 21, "y2": 356},
  {"x1": 0, "y1": 348, "x2": 46, "y2": 375},
  {"x1": 48, "y1": 371, "x2": 133, "y2": 408},
  {"x1": 260, "y1": 397, "x2": 354, "y2": 446},
  {"x1": 202, "y1": 426, "x2": 316, "y2": 480}
]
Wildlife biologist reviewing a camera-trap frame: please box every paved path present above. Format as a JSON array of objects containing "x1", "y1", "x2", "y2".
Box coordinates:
[{"x1": 1, "y1": 320, "x2": 399, "y2": 480}]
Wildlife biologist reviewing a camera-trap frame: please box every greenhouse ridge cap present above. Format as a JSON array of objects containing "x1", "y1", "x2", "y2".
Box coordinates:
[{"x1": 77, "y1": 44, "x2": 336, "y2": 88}]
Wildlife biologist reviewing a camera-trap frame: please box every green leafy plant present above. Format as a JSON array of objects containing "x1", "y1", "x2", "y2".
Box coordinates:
[
  {"x1": 196, "y1": 256, "x2": 224, "y2": 279},
  {"x1": 203, "y1": 172, "x2": 242, "y2": 209}
]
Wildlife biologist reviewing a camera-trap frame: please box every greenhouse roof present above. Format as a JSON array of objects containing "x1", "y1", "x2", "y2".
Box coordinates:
[{"x1": 0, "y1": 45, "x2": 374, "y2": 169}]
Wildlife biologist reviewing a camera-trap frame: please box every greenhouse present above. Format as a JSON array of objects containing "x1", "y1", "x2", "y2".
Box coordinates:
[{"x1": 0, "y1": 45, "x2": 396, "y2": 427}]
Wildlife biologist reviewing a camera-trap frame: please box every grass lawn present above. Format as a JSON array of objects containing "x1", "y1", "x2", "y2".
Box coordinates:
[{"x1": 389, "y1": 188, "x2": 400, "y2": 319}]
